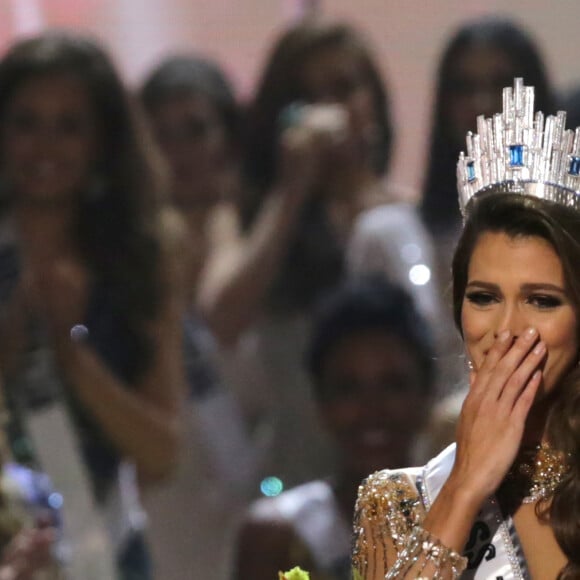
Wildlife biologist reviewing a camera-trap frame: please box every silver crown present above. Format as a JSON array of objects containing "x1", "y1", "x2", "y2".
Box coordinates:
[{"x1": 457, "y1": 77, "x2": 580, "y2": 216}]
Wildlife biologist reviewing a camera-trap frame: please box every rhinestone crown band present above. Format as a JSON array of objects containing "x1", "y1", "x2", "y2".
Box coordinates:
[{"x1": 457, "y1": 77, "x2": 580, "y2": 216}]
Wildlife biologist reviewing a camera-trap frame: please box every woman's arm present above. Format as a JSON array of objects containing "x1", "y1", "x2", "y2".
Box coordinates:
[
  {"x1": 197, "y1": 188, "x2": 307, "y2": 347},
  {"x1": 352, "y1": 471, "x2": 469, "y2": 580},
  {"x1": 198, "y1": 104, "x2": 349, "y2": 347},
  {"x1": 353, "y1": 328, "x2": 545, "y2": 578},
  {"x1": 53, "y1": 288, "x2": 185, "y2": 483},
  {"x1": 31, "y1": 231, "x2": 186, "y2": 484}
]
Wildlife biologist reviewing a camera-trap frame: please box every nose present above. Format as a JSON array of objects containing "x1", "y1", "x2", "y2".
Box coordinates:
[{"x1": 494, "y1": 301, "x2": 527, "y2": 340}]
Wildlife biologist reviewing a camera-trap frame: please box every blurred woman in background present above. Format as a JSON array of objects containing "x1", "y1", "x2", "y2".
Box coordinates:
[
  {"x1": 234, "y1": 277, "x2": 435, "y2": 580},
  {"x1": 199, "y1": 21, "x2": 440, "y2": 490},
  {"x1": 140, "y1": 55, "x2": 259, "y2": 580},
  {"x1": 0, "y1": 32, "x2": 185, "y2": 579}
]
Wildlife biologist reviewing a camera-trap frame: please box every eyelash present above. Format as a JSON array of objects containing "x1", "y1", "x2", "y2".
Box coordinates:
[
  {"x1": 465, "y1": 291, "x2": 497, "y2": 306},
  {"x1": 465, "y1": 291, "x2": 563, "y2": 309},
  {"x1": 528, "y1": 295, "x2": 563, "y2": 309}
]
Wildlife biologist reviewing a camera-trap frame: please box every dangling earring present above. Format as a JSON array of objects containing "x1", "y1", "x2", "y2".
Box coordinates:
[{"x1": 466, "y1": 358, "x2": 474, "y2": 372}]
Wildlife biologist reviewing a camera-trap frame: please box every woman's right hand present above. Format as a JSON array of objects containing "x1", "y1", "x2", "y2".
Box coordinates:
[
  {"x1": 449, "y1": 327, "x2": 545, "y2": 503},
  {"x1": 419, "y1": 328, "x2": 545, "y2": 555}
]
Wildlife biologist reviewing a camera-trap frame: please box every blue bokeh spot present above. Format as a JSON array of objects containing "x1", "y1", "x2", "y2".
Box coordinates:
[{"x1": 260, "y1": 476, "x2": 284, "y2": 497}]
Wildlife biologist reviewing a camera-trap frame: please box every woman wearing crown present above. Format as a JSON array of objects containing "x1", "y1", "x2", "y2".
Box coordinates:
[{"x1": 352, "y1": 78, "x2": 580, "y2": 579}]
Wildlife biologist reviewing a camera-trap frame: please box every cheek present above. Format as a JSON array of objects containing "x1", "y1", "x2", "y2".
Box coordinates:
[
  {"x1": 461, "y1": 303, "x2": 497, "y2": 369},
  {"x1": 461, "y1": 302, "x2": 488, "y2": 342},
  {"x1": 541, "y1": 316, "x2": 578, "y2": 367}
]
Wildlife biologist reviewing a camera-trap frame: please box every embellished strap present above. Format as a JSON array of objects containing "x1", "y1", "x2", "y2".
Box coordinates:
[{"x1": 385, "y1": 526, "x2": 467, "y2": 579}]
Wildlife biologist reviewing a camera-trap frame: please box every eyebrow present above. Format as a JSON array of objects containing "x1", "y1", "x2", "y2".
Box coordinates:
[{"x1": 466, "y1": 280, "x2": 567, "y2": 294}]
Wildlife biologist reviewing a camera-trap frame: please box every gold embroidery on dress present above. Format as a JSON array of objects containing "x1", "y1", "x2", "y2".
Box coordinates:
[
  {"x1": 352, "y1": 469, "x2": 467, "y2": 579},
  {"x1": 352, "y1": 470, "x2": 425, "y2": 577}
]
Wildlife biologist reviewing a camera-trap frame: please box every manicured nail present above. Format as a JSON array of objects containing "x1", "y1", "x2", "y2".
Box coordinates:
[
  {"x1": 525, "y1": 327, "x2": 538, "y2": 340},
  {"x1": 533, "y1": 341, "x2": 546, "y2": 355},
  {"x1": 498, "y1": 330, "x2": 511, "y2": 342}
]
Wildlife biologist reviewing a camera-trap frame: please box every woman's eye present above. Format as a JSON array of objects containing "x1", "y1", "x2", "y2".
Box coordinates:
[
  {"x1": 6, "y1": 111, "x2": 38, "y2": 133},
  {"x1": 528, "y1": 294, "x2": 562, "y2": 309},
  {"x1": 465, "y1": 291, "x2": 497, "y2": 306}
]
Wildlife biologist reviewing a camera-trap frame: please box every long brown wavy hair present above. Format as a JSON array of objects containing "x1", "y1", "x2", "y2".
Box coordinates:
[
  {"x1": 452, "y1": 192, "x2": 580, "y2": 578},
  {"x1": 0, "y1": 31, "x2": 168, "y2": 376}
]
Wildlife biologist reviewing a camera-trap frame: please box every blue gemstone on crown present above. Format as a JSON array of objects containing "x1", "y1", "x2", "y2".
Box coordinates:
[
  {"x1": 509, "y1": 145, "x2": 525, "y2": 167},
  {"x1": 569, "y1": 156, "x2": 580, "y2": 176},
  {"x1": 466, "y1": 161, "x2": 476, "y2": 182}
]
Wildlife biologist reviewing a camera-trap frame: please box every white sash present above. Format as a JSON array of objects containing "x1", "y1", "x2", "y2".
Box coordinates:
[
  {"x1": 420, "y1": 444, "x2": 529, "y2": 579},
  {"x1": 27, "y1": 403, "x2": 118, "y2": 580}
]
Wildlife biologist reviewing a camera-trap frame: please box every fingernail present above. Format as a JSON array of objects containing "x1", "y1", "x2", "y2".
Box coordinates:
[
  {"x1": 498, "y1": 330, "x2": 511, "y2": 342},
  {"x1": 525, "y1": 327, "x2": 538, "y2": 340},
  {"x1": 533, "y1": 341, "x2": 546, "y2": 355}
]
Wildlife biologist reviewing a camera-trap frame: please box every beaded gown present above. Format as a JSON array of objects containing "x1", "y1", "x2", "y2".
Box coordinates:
[{"x1": 352, "y1": 444, "x2": 532, "y2": 579}]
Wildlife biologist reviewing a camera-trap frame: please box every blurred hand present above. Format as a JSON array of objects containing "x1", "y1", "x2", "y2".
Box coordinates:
[
  {"x1": 449, "y1": 328, "x2": 545, "y2": 502},
  {"x1": 23, "y1": 257, "x2": 90, "y2": 343},
  {"x1": 0, "y1": 527, "x2": 56, "y2": 580},
  {"x1": 277, "y1": 103, "x2": 350, "y2": 200}
]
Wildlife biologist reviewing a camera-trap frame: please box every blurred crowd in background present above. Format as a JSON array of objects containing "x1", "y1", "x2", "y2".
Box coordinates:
[{"x1": 0, "y1": 3, "x2": 577, "y2": 579}]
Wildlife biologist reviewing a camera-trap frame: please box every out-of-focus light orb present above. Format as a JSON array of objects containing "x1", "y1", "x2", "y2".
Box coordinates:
[
  {"x1": 409, "y1": 264, "x2": 431, "y2": 286},
  {"x1": 401, "y1": 243, "x2": 422, "y2": 264},
  {"x1": 70, "y1": 324, "x2": 89, "y2": 342},
  {"x1": 48, "y1": 492, "x2": 64, "y2": 510},
  {"x1": 260, "y1": 476, "x2": 284, "y2": 497}
]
